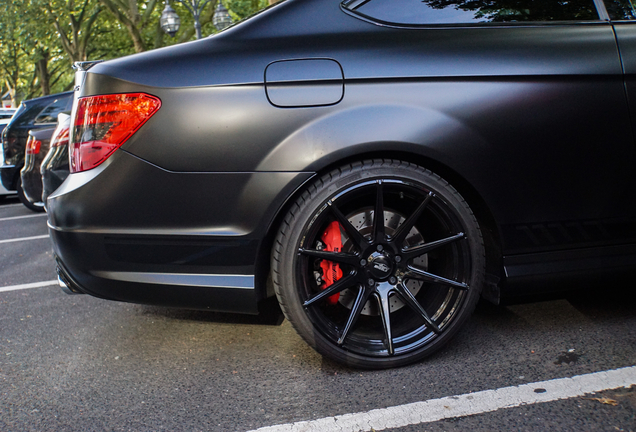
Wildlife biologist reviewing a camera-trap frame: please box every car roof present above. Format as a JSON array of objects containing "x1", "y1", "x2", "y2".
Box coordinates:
[{"x1": 21, "y1": 91, "x2": 73, "y2": 109}]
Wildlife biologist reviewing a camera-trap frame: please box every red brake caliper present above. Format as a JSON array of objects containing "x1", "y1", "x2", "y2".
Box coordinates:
[{"x1": 320, "y1": 221, "x2": 343, "y2": 305}]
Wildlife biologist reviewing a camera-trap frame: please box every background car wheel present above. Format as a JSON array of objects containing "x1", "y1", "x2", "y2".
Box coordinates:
[
  {"x1": 17, "y1": 179, "x2": 45, "y2": 213},
  {"x1": 272, "y1": 160, "x2": 485, "y2": 369}
]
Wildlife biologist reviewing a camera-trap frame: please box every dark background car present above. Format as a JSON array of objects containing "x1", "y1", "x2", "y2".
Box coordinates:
[
  {"x1": 0, "y1": 119, "x2": 16, "y2": 201},
  {"x1": 41, "y1": 114, "x2": 71, "y2": 207},
  {"x1": 1, "y1": 92, "x2": 72, "y2": 210},
  {"x1": 0, "y1": 108, "x2": 16, "y2": 119},
  {"x1": 0, "y1": 118, "x2": 10, "y2": 138},
  {"x1": 20, "y1": 127, "x2": 55, "y2": 212},
  {"x1": 47, "y1": 0, "x2": 636, "y2": 369}
]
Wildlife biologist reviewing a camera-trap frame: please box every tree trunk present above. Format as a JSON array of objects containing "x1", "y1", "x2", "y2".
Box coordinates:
[
  {"x1": 36, "y1": 55, "x2": 51, "y2": 96},
  {"x1": 99, "y1": 0, "x2": 148, "y2": 52},
  {"x1": 5, "y1": 79, "x2": 17, "y2": 108}
]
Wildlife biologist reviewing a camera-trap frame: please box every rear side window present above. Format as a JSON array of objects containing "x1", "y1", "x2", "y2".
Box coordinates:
[
  {"x1": 34, "y1": 96, "x2": 72, "y2": 124},
  {"x1": 605, "y1": 0, "x2": 636, "y2": 19},
  {"x1": 343, "y1": 0, "x2": 600, "y2": 25}
]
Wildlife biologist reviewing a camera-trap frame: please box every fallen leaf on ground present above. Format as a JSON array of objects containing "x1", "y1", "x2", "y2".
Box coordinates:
[{"x1": 585, "y1": 397, "x2": 619, "y2": 406}]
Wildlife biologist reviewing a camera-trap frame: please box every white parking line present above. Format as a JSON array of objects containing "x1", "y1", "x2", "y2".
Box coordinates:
[
  {"x1": 0, "y1": 213, "x2": 47, "y2": 222},
  {"x1": 0, "y1": 280, "x2": 59, "y2": 293},
  {"x1": 249, "y1": 366, "x2": 636, "y2": 432},
  {"x1": 0, "y1": 234, "x2": 49, "y2": 244}
]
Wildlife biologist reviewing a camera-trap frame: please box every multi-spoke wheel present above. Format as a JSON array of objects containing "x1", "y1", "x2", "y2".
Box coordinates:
[{"x1": 272, "y1": 160, "x2": 485, "y2": 368}]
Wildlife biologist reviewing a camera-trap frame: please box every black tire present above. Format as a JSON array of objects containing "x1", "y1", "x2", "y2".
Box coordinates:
[
  {"x1": 17, "y1": 179, "x2": 45, "y2": 213},
  {"x1": 272, "y1": 160, "x2": 485, "y2": 369}
]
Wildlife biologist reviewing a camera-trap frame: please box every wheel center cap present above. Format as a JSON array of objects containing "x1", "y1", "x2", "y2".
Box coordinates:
[{"x1": 368, "y1": 252, "x2": 393, "y2": 280}]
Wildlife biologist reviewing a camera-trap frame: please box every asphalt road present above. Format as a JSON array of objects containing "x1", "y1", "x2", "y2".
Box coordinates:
[{"x1": 1, "y1": 196, "x2": 635, "y2": 432}]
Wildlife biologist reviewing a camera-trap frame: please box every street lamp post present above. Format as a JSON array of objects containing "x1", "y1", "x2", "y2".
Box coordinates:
[
  {"x1": 160, "y1": 0, "x2": 233, "y2": 40},
  {"x1": 160, "y1": 1, "x2": 181, "y2": 37},
  {"x1": 212, "y1": 1, "x2": 232, "y2": 31}
]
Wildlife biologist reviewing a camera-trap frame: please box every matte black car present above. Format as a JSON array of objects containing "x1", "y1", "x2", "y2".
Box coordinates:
[
  {"x1": 20, "y1": 127, "x2": 55, "y2": 211},
  {"x1": 48, "y1": 0, "x2": 636, "y2": 368},
  {"x1": 41, "y1": 114, "x2": 71, "y2": 206},
  {"x1": 1, "y1": 92, "x2": 73, "y2": 211}
]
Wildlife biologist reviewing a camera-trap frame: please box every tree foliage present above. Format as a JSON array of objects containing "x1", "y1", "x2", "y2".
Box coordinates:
[
  {"x1": 0, "y1": 1, "x2": 24, "y2": 107},
  {"x1": 226, "y1": 0, "x2": 270, "y2": 20},
  {"x1": 45, "y1": 0, "x2": 103, "y2": 63},
  {"x1": 0, "y1": 0, "x2": 269, "y2": 105},
  {"x1": 98, "y1": 0, "x2": 160, "y2": 52}
]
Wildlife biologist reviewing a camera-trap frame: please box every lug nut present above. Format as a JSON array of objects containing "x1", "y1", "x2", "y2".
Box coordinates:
[
  {"x1": 395, "y1": 256, "x2": 402, "y2": 263},
  {"x1": 389, "y1": 276, "x2": 397, "y2": 285},
  {"x1": 360, "y1": 259, "x2": 367, "y2": 266},
  {"x1": 377, "y1": 244, "x2": 384, "y2": 252},
  {"x1": 368, "y1": 279, "x2": 375, "y2": 286}
]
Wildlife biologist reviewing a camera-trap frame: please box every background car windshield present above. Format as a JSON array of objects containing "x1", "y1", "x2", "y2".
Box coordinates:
[{"x1": 347, "y1": 0, "x2": 599, "y2": 24}]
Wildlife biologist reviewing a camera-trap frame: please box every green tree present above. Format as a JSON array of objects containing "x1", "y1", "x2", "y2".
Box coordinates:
[
  {"x1": 0, "y1": 0, "x2": 274, "y2": 104},
  {"x1": 225, "y1": 0, "x2": 269, "y2": 20},
  {"x1": 0, "y1": 1, "x2": 30, "y2": 106},
  {"x1": 19, "y1": 1, "x2": 79, "y2": 96},
  {"x1": 98, "y1": 0, "x2": 161, "y2": 52},
  {"x1": 45, "y1": 0, "x2": 103, "y2": 63},
  {"x1": 170, "y1": 0, "x2": 269, "y2": 42}
]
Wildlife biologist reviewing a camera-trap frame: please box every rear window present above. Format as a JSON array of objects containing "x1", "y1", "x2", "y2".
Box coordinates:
[
  {"x1": 9, "y1": 102, "x2": 42, "y2": 128},
  {"x1": 7, "y1": 104, "x2": 26, "y2": 125},
  {"x1": 342, "y1": 0, "x2": 600, "y2": 25},
  {"x1": 34, "y1": 96, "x2": 73, "y2": 124}
]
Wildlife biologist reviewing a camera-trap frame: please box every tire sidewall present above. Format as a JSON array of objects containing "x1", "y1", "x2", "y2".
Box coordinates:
[{"x1": 273, "y1": 160, "x2": 484, "y2": 369}]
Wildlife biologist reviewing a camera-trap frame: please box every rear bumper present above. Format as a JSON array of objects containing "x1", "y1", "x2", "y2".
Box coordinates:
[
  {"x1": 20, "y1": 160, "x2": 44, "y2": 204},
  {"x1": 51, "y1": 240, "x2": 260, "y2": 312},
  {"x1": 47, "y1": 149, "x2": 313, "y2": 313},
  {"x1": 41, "y1": 150, "x2": 69, "y2": 205},
  {"x1": 56, "y1": 257, "x2": 86, "y2": 295},
  {"x1": 0, "y1": 164, "x2": 18, "y2": 190}
]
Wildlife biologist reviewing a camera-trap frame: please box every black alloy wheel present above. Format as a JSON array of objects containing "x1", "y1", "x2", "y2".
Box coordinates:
[{"x1": 272, "y1": 160, "x2": 485, "y2": 369}]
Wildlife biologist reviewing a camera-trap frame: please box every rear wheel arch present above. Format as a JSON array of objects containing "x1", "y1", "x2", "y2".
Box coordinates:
[{"x1": 254, "y1": 150, "x2": 503, "y2": 311}]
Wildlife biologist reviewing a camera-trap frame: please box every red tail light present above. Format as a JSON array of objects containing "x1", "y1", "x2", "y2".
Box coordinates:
[
  {"x1": 70, "y1": 93, "x2": 161, "y2": 173},
  {"x1": 50, "y1": 120, "x2": 70, "y2": 148},
  {"x1": 26, "y1": 136, "x2": 42, "y2": 155}
]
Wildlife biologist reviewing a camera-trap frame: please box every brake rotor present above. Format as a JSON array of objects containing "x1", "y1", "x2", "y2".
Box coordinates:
[{"x1": 337, "y1": 209, "x2": 427, "y2": 316}]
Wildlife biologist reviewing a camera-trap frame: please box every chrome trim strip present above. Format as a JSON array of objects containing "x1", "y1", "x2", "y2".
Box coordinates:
[
  {"x1": 342, "y1": 0, "x2": 370, "y2": 10},
  {"x1": 91, "y1": 271, "x2": 255, "y2": 289},
  {"x1": 593, "y1": 0, "x2": 610, "y2": 21},
  {"x1": 73, "y1": 60, "x2": 103, "y2": 72},
  {"x1": 47, "y1": 220, "x2": 247, "y2": 237},
  {"x1": 57, "y1": 276, "x2": 82, "y2": 295}
]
